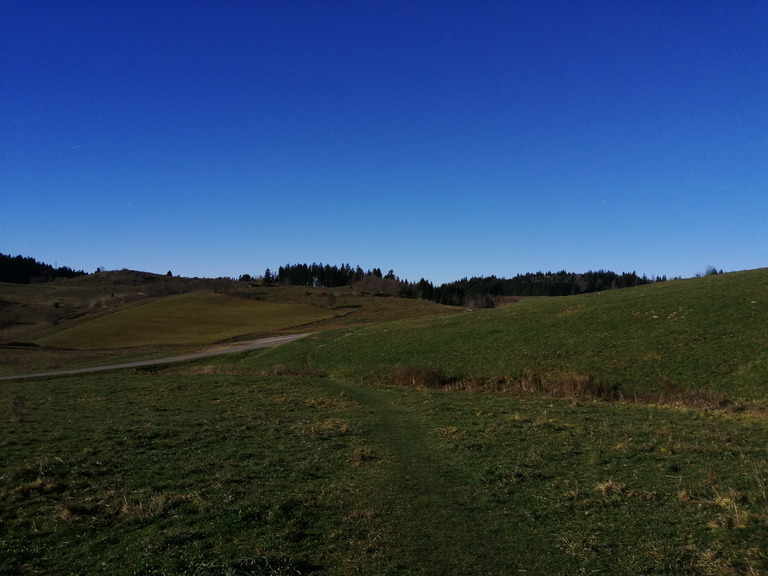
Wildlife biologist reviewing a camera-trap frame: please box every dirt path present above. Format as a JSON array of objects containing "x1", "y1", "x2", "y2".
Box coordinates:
[
  {"x1": 320, "y1": 378, "x2": 514, "y2": 574},
  {"x1": 0, "y1": 333, "x2": 313, "y2": 381}
]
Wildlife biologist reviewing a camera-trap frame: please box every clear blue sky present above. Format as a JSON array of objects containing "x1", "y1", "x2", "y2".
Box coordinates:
[{"x1": 2, "y1": 1, "x2": 766, "y2": 284}]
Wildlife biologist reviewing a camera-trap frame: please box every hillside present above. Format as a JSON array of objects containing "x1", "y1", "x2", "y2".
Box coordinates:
[
  {"x1": 2, "y1": 268, "x2": 768, "y2": 575},
  {"x1": 2, "y1": 268, "x2": 766, "y2": 399},
  {"x1": 0, "y1": 269, "x2": 458, "y2": 375},
  {"x1": 0, "y1": 270, "x2": 219, "y2": 344},
  {"x1": 235, "y1": 268, "x2": 768, "y2": 401},
  {"x1": 32, "y1": 292, "x2": 337, "y2": 349}
]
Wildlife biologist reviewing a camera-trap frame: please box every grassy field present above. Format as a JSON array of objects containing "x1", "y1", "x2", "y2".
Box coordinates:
[
  {"x1": 32, "y1": 292, "x2": 336, "y2": 349},
  {"x1": 2, "y1": 370, "x2": 767, "y2": 574},
  {"x1": 0, "y1": 270, "x2": 221, "y2": 344},
  {"x1": 1, "y1": 269, "x2": 767, "y2": 574},
  {"x1": 0, "y1": 272, "x2": 457, "y2": 375},
  {"x1": 244, "y1": 268, "x2": 768, "y2": 401}
]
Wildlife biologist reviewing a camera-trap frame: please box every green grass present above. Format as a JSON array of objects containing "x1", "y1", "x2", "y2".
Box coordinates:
[
  {"x1": 32, "y1": 292, "x2": 336, "y2": 349},
  {"x1": 246, "y1": 269, "x2": 768, "y2": 400},
  {"x1": 2, "y1": 269, "x2": 767, "y2": 574},
  {"x1": 2, "y1": 369, "x2": 767, "y2": 574},
  {"x1": 0, "y1": 270, "x2": 218, "y2": 344},
  {"x1": 1, "y1": 271, "x2": 456, "y2": 349},
  {"x1": 1, "y1": 271, "x2": 456, "y2": 374}
]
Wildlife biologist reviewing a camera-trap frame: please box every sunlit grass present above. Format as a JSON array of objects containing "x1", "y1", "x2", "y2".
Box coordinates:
[
  {"x1": 250, "y1": 269, "x2": 768, "y2": 400},
  {"x1": 32, "y1": 292, "x2": 336, "y2": 349},
  {"x1": 2, "y1": 269, "x2": 767, "y2": 574}
]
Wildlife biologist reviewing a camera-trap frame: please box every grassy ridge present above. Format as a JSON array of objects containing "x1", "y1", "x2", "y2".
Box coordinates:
[
  {"x1": 1, "y1": 272, "x2": 457, "y2": 376},
  {"x1": 31, "y1": 292, "x2": 337, "y2": 349},
  {"x1": 0, "y1": 270, "x2": 218, "y2": 344},
  {"x1": 246, "y1": 269, "x2": 768, "y2": 399}
]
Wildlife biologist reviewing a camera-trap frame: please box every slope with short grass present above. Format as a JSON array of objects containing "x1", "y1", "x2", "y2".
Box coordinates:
[
  {"x1": 31, "y1": 292, "x2": 337, "y2": 349},
  {"x1": 1, "y1": 270, "x2": 221, "y2": 345},
  {"x1": 1, "y1": 270, "x2": 458, "y2": 348},
  {"x1": 1, "y1": 272, "x2": 458, "y2": 376},
  {"x1": 246, "y1": 268, "x2": 768, "y2": 400}
]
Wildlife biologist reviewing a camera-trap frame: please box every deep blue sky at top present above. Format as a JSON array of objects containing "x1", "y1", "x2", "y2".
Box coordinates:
[{"x1": 2, "y1": 1, "x2": 766, "y2": 284}]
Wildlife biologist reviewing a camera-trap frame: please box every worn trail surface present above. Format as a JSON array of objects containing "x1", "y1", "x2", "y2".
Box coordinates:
[
  {"x1": 320, "y1": 378, "x2": 518, "y2": 575},
  {"x1": 0, "y1": 333, "x2": 312, "y2": 381}
]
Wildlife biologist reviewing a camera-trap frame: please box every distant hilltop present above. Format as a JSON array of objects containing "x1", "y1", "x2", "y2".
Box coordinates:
[
  {"x1": 3, "y1": 254, "x2": 718, "y2": 310},
  {"x1": 0, "y1": 253, "x2": 86, "y2": 284}
]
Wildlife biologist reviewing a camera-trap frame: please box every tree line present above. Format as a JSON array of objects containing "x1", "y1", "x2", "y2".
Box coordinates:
[
  {"x1": 1, "y1": 252, "x2": 677, "y2": 307},
  {"x1": 249, "y1": 263, "x2": 671, "y2": 308},
  {"x1": 429, "y1": 270, "x2": 670, "y2": 307},
  {"x1": 0, "y1": 253, "x2": 86, "y2": 284}
]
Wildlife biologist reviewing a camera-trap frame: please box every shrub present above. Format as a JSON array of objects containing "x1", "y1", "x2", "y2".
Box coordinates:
[
  {"x1": 390, "y1": 368, "x2": 621, "y2": 400},
  {"x1": 518, "y1": 370, "x2": 621, "y2": 400},
  {"x1": 391, "y1": 366, "x2": 449, "y2": 389}
]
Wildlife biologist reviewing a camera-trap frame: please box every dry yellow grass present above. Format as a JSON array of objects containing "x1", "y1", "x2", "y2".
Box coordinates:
[{"x1": 33, "y1": 292, "x2": 336, "y2": 349}]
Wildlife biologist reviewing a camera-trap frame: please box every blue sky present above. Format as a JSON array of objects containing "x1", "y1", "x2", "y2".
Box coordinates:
[{"x1": 2, "y1": 1, "x2": 766, "y2": 284}]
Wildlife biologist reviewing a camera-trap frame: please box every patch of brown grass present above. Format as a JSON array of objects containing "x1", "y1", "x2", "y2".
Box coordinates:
[
  {"x1": 13, "y1": 477, "x2": 57, "y2": 497},
  {"x1": 387, "y1": 365, "x2": 746, "y2": 411},
  {"x1": 595, "y1": 478, "x2": 625, "y2": 497},
  {"x1": 629, "y1": 383, "x2": 730, "y2": 408},
  {"x1": 294, "y1": 418, "x2": 355, "y2": 438},
  {"x1": 55, "y1": 491, "x2": 206, "y2": 522},
  {"x1": 390, "y1": 366, "x2": 449, "y2": 389},
  {"x1": 349, "y1": 447, "x2": 377, "y2": 466},
  {"x1": 9, "y1": 394, "x2": 26, "y2": 422},
  {"x1": 392, "y1": 367, "x2": 620, "y2": 400}
]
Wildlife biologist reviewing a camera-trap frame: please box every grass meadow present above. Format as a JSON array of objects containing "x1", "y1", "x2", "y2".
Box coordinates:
[
  {"x1": 250, "y1": 269, "x2": 768, "y2": 401},
  {"x1": 3, "y1": 371, "x2": 767, "y2": 575},
  {"x1": 1, "y1": 268, "x2": 767, "y2": 574},
  {"x1": 0, "y1": 273, "x2": 458, "y2": 376},
  {"x1": 32, "y1": 293, "x2": 336, "y2": 349}
]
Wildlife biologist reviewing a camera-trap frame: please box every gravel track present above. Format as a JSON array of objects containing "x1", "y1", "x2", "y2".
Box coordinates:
[{"x1": 0, "y1": 333, "x2": 313, "y2": 381}]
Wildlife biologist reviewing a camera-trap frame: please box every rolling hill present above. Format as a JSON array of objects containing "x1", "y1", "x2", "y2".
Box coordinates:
[
  {"x1": 31, "y1": 292, "x2": 337, "y2": 349},
  {"x1": 2, "y1": 267, "x2": 768, "y2": 574},
  {"x1": 240, "y1": 268, "x2": 768, "y2": 401}
]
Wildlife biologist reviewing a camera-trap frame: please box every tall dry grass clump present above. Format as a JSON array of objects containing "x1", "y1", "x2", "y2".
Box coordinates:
[
  {"x1": 388, "y1": 365, "x2": 738, "y2": 409},
  {"x1": 389, "y1": 366, "x2": 620, "y2": 400},
  {"x1": 516, "y1": 370, "x2": 621, "y2": 400},
  {"x1": 391, "y1": 366, "x2": 450, "y2": 389}
]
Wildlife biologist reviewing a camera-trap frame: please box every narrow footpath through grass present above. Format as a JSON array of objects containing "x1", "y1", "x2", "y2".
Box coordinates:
[{"x1": 318, "y1": 378, "x2": 551, "y2": 574}]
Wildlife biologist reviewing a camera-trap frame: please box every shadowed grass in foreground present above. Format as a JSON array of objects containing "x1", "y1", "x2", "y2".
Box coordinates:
[{"x1": 2, "y1": 369, "x2": 767, "y2": 575}]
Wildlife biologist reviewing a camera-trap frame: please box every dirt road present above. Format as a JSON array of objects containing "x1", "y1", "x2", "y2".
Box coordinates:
[{"x1": 0, "y1": 333, "x2": 313, "y2": 381}]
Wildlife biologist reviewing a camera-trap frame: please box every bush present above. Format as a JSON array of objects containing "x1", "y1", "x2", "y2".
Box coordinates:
[
  {"x1": 391, "y1": 366, "x2": 449, "y2": 389},
  {"x1": 517, "y1": 370, "x2": 620, "y2": 400},
  {"x1": 391, "y1": 367, "x2": 621, "y2": 400}
]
